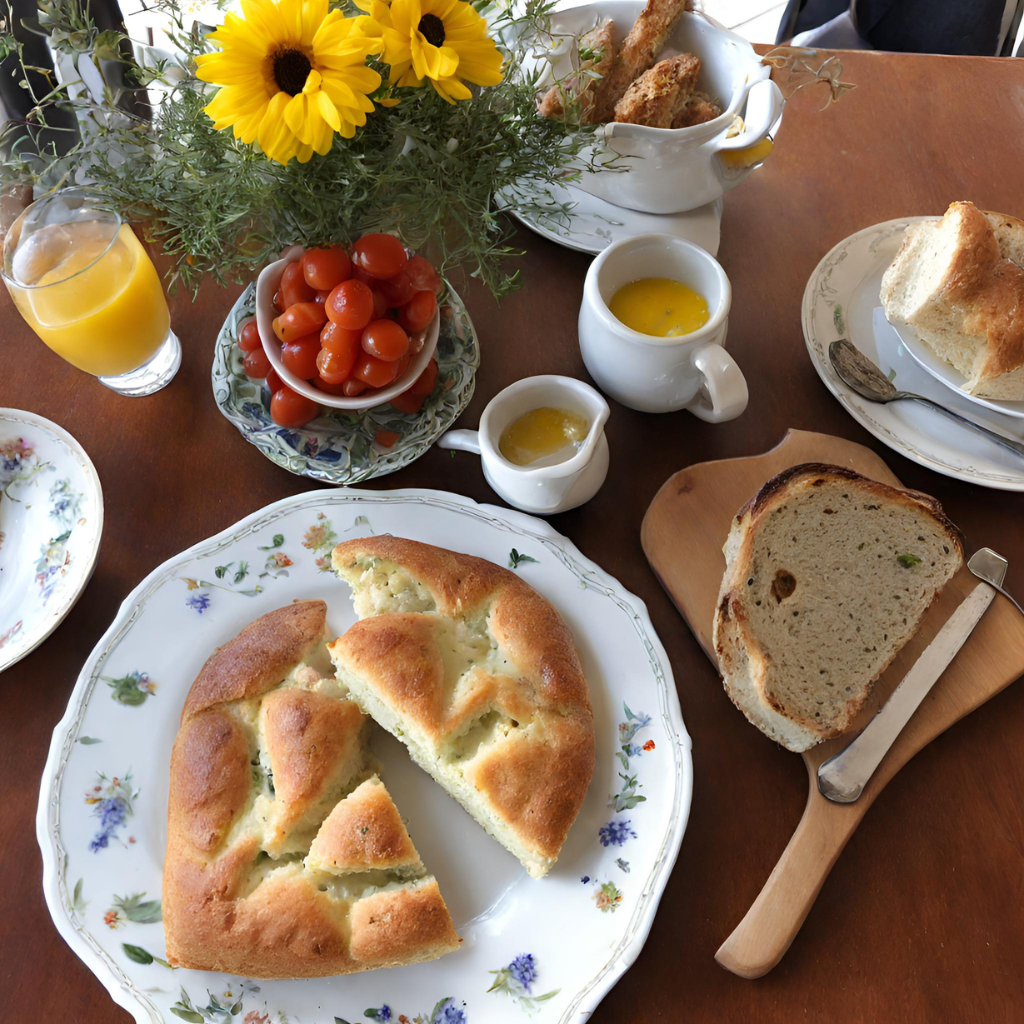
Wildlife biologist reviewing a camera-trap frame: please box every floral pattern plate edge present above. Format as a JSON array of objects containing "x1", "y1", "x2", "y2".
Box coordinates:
[
  {"x1": 36, "y1": 487, "x2": 692, "y2": 1024},
  {"x1": 802, "y1": 217, "x2": 1024, "y2": 491},
  {"x1": 211, "y1": 284, "x2": 480, "y2": 485},
  {"x1": 0, "y1": 407, "x2": 103, "y2": 673}
]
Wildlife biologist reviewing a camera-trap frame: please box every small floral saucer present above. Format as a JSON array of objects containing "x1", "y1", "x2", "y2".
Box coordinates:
[
  {"x1": 0, "y1": 408, "x2": 103, "y2": 673},
  {"x1": 499, "y1": 179, "x2": 723, "y2": 256},
  {"x1": 211, "y1": 284, "x2": 480, "y2": 484},
  {"x1": 37, "y1": 487, "x2": 691, "y2": 1024}
]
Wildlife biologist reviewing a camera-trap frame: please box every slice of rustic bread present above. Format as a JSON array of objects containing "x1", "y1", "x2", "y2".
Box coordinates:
[
  {"x1": 880, "y1": 201, "x2": 1024, "y2": 400},
  {"x1": 712, "y1": 465, "x2": 964, "y2": 752}
]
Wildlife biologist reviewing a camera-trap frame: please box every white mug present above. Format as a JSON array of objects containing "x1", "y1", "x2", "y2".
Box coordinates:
[
  {"x1": 578, "y1": 233, "x2": 748, "y2": 419},
  {"x1": 437, "y1": 375, "x2": 610, "y2": 514},
  {"x1": 534, "y1": 5, "x2": 785, "y2": 215}
]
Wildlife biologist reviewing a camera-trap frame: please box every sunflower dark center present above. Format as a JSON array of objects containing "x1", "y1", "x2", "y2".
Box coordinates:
[
  {"x1": 272, "y1": 48, "x2": 312, "y2": 96},
  {"x1": 417, "y1": 14, "x2": 446, "y2": 47}
]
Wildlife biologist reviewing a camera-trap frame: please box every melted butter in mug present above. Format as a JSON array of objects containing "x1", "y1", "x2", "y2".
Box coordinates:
[
  {"x1": 608, "y1": 277, "x2": 710, "y2": 338},
  {"x1": 498, "y1": 407, "x2": 590, "y2": 466}
]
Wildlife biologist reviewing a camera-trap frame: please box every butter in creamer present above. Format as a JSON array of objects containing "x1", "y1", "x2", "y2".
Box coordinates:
[
  {"x1": 608, "y1": 277, "x2": 710, "y2": 338},
  {"x1": 498, "y1": 407, "x2": 590, "y2": 466}
]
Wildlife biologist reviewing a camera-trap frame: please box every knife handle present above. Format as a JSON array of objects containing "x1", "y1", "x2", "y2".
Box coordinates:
[{"x1": 715, "y1": 780, "x2": 865, "y2": 979}]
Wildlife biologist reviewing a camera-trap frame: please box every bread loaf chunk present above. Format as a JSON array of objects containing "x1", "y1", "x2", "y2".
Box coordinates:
[
  {"x1": 163, "y1": 601, "x2": 460, "y2": 977},
  {"x1": 328, "y1": 537, "x2": 595, "y2": 878},
  {"x1": 880, "y1": 201, "x2": 1024, "y2": 400},
  {"x1": 712, "y1": 466, "x2": 963, "y2": 752}
]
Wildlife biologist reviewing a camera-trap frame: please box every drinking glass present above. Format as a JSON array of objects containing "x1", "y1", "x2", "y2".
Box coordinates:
[{"x1": 2, "y1": 188, "x2": 180, "y2": 396}]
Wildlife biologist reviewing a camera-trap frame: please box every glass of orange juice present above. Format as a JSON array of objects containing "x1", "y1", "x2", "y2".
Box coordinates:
[{"x1": 2, "y1": 188, "x2": 180, "y2": 396}]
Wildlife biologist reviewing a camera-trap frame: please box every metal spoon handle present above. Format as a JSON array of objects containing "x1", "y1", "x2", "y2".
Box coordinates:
[{"x1": 903, "y1": 394, "x2": 1024, "y2": 458}]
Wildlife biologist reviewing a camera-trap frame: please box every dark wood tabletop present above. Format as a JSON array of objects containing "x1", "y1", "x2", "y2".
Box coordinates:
[{"x1": 4, "y1": 46, "x2": 1024, "y2": 1024}]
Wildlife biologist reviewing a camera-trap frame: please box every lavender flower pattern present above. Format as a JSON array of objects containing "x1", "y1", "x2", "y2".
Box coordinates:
[
  {"x1": 185, "y1": 592, "x2": 211, "y2": 615},
  {"x1": 488, "y1": 953, "x2": 559, "y2": 1013},
  {"x1": 85, "y1": 771, "x2": 136, "y2": 853},
  {"x1": 598, "y1": 819, "x2": 636, "y2": 847}
]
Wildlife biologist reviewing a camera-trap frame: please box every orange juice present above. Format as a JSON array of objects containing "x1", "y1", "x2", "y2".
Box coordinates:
[{"x1": 7, "y1": 220, "x2": 170, "y2": 376}]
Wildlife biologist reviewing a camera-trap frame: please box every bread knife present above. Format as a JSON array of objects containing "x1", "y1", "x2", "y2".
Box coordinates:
[{"x1": 817, "y1": 581, "x2": 998, "y2": 804}]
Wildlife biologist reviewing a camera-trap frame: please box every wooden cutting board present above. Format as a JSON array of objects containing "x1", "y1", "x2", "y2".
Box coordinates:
[{"x1": 641, "y1": 429, "x2": 1024, "y2": 979}]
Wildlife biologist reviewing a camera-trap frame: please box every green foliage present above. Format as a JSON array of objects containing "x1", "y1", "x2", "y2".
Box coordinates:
[{"x1": 1, "y1": 0, "x2": 603, "y2": 299}]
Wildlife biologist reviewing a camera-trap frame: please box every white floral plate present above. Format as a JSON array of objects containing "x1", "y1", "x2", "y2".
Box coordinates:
[
  {"x1": 802, "y1": 218, "x2": 1024, "y2": 491},
  {"x1": 499, "y1": 180, "x2": 722, "y2": 256},
  {"x1": 212, "y1": 285, "x2": 480, "y2": 485},
  {"x1": 0, "y1": 408, "x2": 103, "y2": 673},
  {"x1": 37, "y1": 488, "x2": 692, "y2": 1024}
]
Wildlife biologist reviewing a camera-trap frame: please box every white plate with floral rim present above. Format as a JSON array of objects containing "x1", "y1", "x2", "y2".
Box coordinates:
[
  {"x1": 212, "y1": 285, "x2": 480, "y2": 485},
  {"x1": 37, "y1": 487, "x2": 692, "y2": 1024},
  {"x1": 0, "y1": 408, "x2": 103, "y2": 673},
  {"x1": 499, "y1": 179, "x2": 722, "y2": 256},
  {"x1": 802, "y1": 217, "x2": 1024, "y2": 491}
]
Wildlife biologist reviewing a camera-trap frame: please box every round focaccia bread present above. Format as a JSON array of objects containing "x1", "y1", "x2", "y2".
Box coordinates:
[
  {"x1": 163, "y1": 600, "x2": 460, "y2": 978},
  {"x1": 327, "y1": 537, "x2": 596, "y2": 879}
]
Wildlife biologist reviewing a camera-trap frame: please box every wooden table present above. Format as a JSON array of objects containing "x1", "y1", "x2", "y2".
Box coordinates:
[{"x1": 5, "y1": 48, "x2": 1024, "y2": 1023}]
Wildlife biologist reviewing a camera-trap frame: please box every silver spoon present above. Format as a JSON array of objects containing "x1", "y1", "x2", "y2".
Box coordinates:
[
  {"x1": 828, "y1": 340, "x2": 1024, "y2": 459},
  {"x1": 968, "y1": 548, "x2": 1024, "y2": 618}
]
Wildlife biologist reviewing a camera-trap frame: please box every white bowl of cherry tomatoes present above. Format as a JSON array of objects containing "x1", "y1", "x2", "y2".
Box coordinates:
[{"x1": 237, "y1": 232, "x2": 443, "y2": 428}]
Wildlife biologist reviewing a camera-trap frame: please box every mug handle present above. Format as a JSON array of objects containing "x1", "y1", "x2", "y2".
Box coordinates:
[
  {"x1": 687, "y1": 343, "x2": 749, "y2": 423},
  {"x1": 437, "y1": 429, "x2": 481, "y2": 454}
]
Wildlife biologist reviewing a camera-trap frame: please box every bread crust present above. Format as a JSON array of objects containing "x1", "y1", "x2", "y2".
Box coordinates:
[
  {"x1": 163, "y1": 600, "x2": 460, "y2": 977},
  {"x1": 713, "y1": 466, "x2": 964, "y2": 751},
  {"x1": 329, "y1": 537, "x2": 595, "y2": 876},
  {"x1": 881, "y1": 201, "x2": 1024, "y2": 398}
]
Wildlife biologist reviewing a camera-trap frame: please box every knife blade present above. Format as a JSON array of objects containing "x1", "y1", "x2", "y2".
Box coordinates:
[{"x1": 817, "y1": 582, "x2": 997, "y2": 804}]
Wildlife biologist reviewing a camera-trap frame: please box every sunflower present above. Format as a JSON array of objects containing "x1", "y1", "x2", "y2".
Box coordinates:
[
  {"x1": 370, "y1": 0, "x2": 504, "y2": 104},
  {"x1": 195, "y1": 0, "x2": 385, "y2": 165}
]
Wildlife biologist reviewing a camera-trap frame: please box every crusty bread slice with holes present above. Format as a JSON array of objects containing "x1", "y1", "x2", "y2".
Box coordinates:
[
  {"x1": 327, "y1": 537, "x2": 595, "y2": 878},
  {"x1": 880, "y1": 201, "x2": 1024, "y2": 400},
  {"x1": 712, "y1": 465, "x2": 963, "y2": 752}
]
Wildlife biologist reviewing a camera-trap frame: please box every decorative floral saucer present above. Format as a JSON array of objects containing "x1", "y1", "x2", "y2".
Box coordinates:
[
  {"x1": 37, "y1": 487, "x2": 692, "y2": 1024},
  {"x1": 500, "y1": 179, "x2": 723, "y2": 256},
  {"x1": 212, "y1": 285, "x2": 480, "y2": 484},
  {"x1": 0, "y1": 408, "x2": 103, "y2": 673}
]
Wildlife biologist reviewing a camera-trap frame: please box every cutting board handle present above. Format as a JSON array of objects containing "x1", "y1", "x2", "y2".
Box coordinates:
[{"x1": 715, "y1": 781, "x2": 865, "y2": 979}]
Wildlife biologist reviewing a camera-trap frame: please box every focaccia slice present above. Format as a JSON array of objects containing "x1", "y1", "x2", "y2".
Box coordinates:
[
  {"x1": 327, "y1": 537, "x2": 595, "y2": 879},
  {"x1": 163, "y1": 601, "x2": 460, "y2": 978}
]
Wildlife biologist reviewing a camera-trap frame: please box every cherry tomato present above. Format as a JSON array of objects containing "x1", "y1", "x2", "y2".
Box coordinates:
[
  {"x1": 274, "y1": 301, "x2": 327, "y2": 344},
  {"x1": 243, "y1": 347, "x2": 271, "y2": 379},
  {"x1": 398, "y1": 290, "x2": 437, "y2": 334},
  {"x1": 301, "y1": 245, "x2": 351, "y2": 291},
  {"x1": 410, "y1": 358, "x2": 438, "y2": 396},
  {"x1": 361, "y1": 319, "x2": 409, "y2": 362},
  {"x1": 281, "y1": 333, "x2": 322, "y2": 380},
  {"x1": 238, "y1": 318, "x2": 262, "y2": 352},
  {"x1": 315, "y1": 348, "x2": 350, "y2": 385},
  {"x1": 326, "y1": 279, "x2": 374, "y2": 330},
  {"x1": 279, "y1": 260, "x2": 316, "y2": 309},
  {"x1": 352, "y1": 233, "x2": 408, "y2": 279},
  {"x1": 351, "y1": 265, "x2": 377, "y2": 287},
  {"x1": 320, "y1": 322, "x2": 361, "y2": 377},
  {"x1": 377, "y1": 270, "x2": 415, "y2": 307},
  {"x1": 405, "y1": 254, "x2": 441, "y2": 294},
  {"x1": 371, "y1": 288, "x2": 388, "y2": 319},
  {"x1": 266, "y1": 367, "x2": 283, "y2": 394},
  {"x1": 390, "y1": 389, "x2": 426, "y2": 414},
  {"x1": 314, "y1": 289, "x2": 330, "y2": 307},
  {"x1": 342, "y1": 378, "x2": 367, "y2": 396},
  {"x1": 394, "y1": 354, "x2": 411, "y2": 380},
  {"x1": 270, "y1": 385, "x2": 320, "y2": 428},
  {"x1": 353, "y1": 352, "x2": 400, "y2": 388},
  {"x1": 375, "y1": 428, "x2": 401, "y2": 448},
  {"x1": 314, "y1": 376, "x2": 351, "y2": 396}
]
